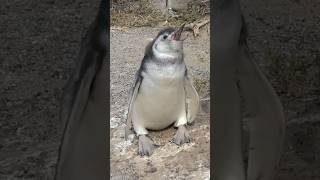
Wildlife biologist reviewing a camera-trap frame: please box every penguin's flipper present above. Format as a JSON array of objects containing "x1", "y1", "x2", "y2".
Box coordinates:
[
  {"x1": 125, "y1": 74, "x2": 142, "y2": 140},
  {"x1": 184, "y1": 76, "x2": 200, "y2": 124}
]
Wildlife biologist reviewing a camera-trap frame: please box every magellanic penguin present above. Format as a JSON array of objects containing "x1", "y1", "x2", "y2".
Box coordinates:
[{"x1": 125, "y1": 24, "x2": 200, "y2": 156}]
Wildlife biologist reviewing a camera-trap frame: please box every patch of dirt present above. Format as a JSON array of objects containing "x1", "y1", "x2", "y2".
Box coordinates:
[{"x1": 110, "y1": 27, "x2": 210, "y2": 179}]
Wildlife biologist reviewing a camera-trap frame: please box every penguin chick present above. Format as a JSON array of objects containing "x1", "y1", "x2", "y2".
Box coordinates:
[{"x1": 125, "y1": 24, "x2": 200, "y2": 156}]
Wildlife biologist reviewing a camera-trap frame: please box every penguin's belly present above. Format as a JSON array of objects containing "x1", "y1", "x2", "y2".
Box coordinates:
[{"x1": 133, "y1": 79, "x2": 186, "y2": 130}]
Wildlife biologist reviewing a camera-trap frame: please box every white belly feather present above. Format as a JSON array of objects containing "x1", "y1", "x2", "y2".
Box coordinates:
[{"x1": 132, "y1": 63, "x2": 187, "y2": 131}]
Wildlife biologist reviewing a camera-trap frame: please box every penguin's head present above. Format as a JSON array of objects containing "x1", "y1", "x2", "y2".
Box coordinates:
[{"x1": 150, "y1": 24, "x2": 185, "y2": 59}]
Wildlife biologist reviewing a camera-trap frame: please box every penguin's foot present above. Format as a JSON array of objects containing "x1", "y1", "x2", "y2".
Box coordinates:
[
  {"x1": 138, "y1": 135, "x2": 155, "y2": 156},
  {"x1": 173, "y1": 125, "x2": 191, "y2": 146}
]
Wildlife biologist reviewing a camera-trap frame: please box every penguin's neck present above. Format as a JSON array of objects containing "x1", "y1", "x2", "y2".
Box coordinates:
[
  {"x1": 152, "y1": 44, "x2": 183, "y2": 62},
  {"x1": 143, "y1": 55, "x2": 186, "y2": 85},
  {"x1": 153, "y1": 49, "x2": 178, "y2": 59},
  {"x1": 152, "y1": 49, "x2": 183, "y2": 65}
]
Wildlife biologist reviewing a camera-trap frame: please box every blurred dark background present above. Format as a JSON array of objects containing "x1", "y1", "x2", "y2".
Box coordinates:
[
  {"x1": 241, "y1": 0, "x2": 320, "y2": 179},
  {"x1": 0, "y1": 0, "x2": 100, "y2": 179}
]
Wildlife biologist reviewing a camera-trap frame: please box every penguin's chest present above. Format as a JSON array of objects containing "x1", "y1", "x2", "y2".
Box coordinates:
[{"x1": 134, "y1": 65, "x2": 186, "y2": 129}]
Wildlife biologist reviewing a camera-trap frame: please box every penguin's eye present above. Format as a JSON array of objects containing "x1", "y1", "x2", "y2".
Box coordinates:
[{"x1": 162, "y1": 35, "x2": 168, "y2": 40}]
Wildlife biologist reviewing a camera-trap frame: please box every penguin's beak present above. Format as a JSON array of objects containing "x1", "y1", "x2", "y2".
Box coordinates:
[{"x1": 172, "y1": 23, "x2": 185, "y2": 41}]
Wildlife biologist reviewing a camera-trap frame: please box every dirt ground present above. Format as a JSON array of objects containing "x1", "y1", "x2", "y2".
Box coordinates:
[{"x1": 0, "y1": 0, "x2": 319, "y2": 180}]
